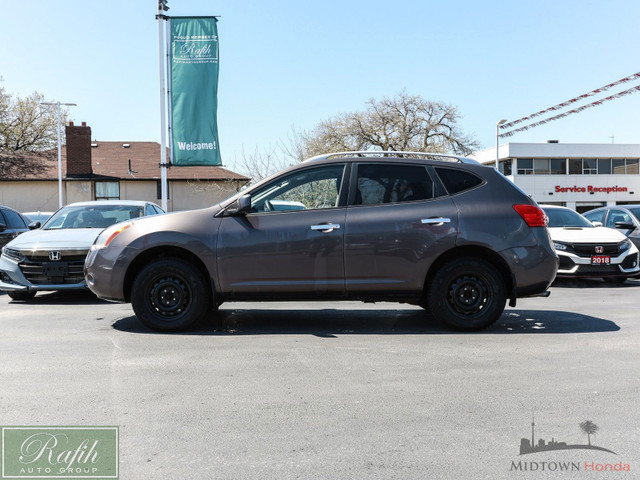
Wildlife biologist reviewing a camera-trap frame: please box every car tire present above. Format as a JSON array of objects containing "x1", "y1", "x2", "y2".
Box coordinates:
[
  {"x1": 7, "y1": 291, "x2": 36, "y2": 301},
  {"x1": 131, "y1": 258, "x2": 211, "y2": 332},
  {"x1": 427, "y1": 257, "x2": 507, "y2": 331}
]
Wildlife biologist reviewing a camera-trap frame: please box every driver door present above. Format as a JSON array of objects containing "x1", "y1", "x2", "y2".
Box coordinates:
[{"x1": 216, "y1": 164, "x2": 347, "y2": 297}]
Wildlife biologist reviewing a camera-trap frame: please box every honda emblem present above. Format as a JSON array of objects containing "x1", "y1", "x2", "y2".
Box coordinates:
[
  {"x1": 49, "y1": 251, "x2": 61, "y2": 261},
  {"x1": 595, "y1": 246, "x2": 604, "y2": 254}
]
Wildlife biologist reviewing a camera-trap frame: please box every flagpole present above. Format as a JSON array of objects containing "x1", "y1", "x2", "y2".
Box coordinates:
[{"x1": 157, "y1": 0, "x2": 170, "y2": 211}]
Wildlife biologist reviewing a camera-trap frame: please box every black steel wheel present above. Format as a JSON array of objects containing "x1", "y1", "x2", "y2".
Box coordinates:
[
  {"x1": 131, "y1": 258, "x2": 211, "y2": 331},
  {"x1": 427, "y1": 257, "x2": 507, "y2": 331}
]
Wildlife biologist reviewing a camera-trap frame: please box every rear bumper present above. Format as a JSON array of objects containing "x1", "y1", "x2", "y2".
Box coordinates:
[{"x1": 502, "y1": 235, "x2": 559, "y2": 298}]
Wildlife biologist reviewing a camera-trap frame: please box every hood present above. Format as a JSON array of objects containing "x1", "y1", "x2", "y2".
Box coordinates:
[
  {"x1": 548, "y1": 226, "x2": 627, "y2": 244},
  {"x1": 5, "y1": 228, "x2": 103, "y2": 251}
]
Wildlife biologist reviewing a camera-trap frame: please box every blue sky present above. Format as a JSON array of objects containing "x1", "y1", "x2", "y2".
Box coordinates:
[{"x1": 2, "y1": 0, "x2": 639, "y2": 171}]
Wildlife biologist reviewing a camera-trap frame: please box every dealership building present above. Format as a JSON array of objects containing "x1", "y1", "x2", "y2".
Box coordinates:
[{"x1": 471, "y1": 142, "x2": 640, "y2": 212}]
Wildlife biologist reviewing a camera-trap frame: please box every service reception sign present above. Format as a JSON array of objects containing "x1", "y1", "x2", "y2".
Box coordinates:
[{"x1": 168, "y1": 17, "x2": 221, "y2": 166}]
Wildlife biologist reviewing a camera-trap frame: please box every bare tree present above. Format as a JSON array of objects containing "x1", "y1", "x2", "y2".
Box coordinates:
[
  {"x1": 294, "y1": 90, "x2": 480, "y2": 158},
  {"x1": 0, "y1": 90, "x2": 68, "y2": 152},
  {"x1": 234, "y1": 144, "x2": 296, "y2": 186},
  {"x1": 236, "y1": 91, "x2": 479, "y2": 184},
  {"x1": 580, "y1": 421, "x2": 599, "y2": 445}
]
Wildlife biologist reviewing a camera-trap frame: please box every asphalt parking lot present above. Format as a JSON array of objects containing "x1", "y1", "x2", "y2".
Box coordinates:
[{"x1": 1, "y1": 278, "x2": 639, "y2": 479}]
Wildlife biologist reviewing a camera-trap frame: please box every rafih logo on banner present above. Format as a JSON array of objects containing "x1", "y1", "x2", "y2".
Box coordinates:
[{"x1": 168, "y1": 16, "x2": 221, "y2": 166}]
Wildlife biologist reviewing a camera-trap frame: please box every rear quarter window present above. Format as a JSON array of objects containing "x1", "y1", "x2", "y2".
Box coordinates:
[{"x1": 434, "y1": 167, "x2": 483, "y2": 195}]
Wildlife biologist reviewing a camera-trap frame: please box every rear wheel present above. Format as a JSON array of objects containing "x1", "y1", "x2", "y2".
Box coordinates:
[
  {"x1": 131, "y1": 258, "x2": 211, "y2": 332},
  {"x1": 7, "y1": 291, "x2": 36, "y2": 301},
  {"x1": 427, "y1": 257, "x2": 507, "y2": 331}
]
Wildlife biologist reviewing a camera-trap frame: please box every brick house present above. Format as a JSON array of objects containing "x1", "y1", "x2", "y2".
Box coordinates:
[{"x1": 0, "y1": 122, "x2": 248, "y2": 212}]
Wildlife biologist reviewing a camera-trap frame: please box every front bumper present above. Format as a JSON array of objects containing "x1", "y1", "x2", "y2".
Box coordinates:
[
  {"x1": 556, "y1": 250, "x2": 639, "y2": 278},
  {"x1": 0, "y1": 254, "x2": 87, "y2": 292},
  {"x1": 84, "y1": 244, "x2": 135, "y2": 302}
]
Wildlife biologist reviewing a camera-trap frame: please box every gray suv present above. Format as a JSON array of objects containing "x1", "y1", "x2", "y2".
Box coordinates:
[{"x1": 85, "y1": 152, "x2": 558, "y2": 331}]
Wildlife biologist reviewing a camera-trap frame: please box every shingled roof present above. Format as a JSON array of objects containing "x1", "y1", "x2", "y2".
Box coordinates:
[{"x1": 0, "y1": 141, "x2": 248, "y2": 182}]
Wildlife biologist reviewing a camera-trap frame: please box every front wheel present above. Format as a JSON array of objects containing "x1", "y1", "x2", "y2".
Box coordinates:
[
  {"x1": 427, "y1": 257, "x2": 507, "y2": 331},
  {"x1": 131, "y1": 258, "x2": 212, "y2": 332}
]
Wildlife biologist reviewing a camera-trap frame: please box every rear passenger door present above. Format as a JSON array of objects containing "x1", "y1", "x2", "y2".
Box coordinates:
[{"x1": 344, "y1": 163, "x2": 458, "y2": 295}]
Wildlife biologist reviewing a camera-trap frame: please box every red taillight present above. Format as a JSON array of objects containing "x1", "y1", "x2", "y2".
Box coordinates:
[{"x1": 513, "y1": 204, "x2": 548, "y2": 227}]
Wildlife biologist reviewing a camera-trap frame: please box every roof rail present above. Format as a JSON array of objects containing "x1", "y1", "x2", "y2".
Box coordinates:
[{"x1": 303, "y1": 151, "x2": 479, "y2": 164}]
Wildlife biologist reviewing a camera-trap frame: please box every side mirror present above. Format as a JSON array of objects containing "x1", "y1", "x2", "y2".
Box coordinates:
[
  {"x1": 591, "y1": 221, "x2": 603, "y2": 227},
  {"x1": 0, "y1": 223, "x2": 6, "y2": 232},
  {"x1": 28, "y1": 221, "x2": 41, "y2": 230},
  {"x1": 225, "y1": 194, "x2": 252, "y2": 216},
  {"x1": 615, "y1": 222, "x2": 636, "y2": 231}
]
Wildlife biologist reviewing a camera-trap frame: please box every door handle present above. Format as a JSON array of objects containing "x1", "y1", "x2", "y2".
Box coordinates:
[
  {"x1": 310, "y1": 223, "x2": 341, "y2": 232},
  {"x1": 421, "y1": 217, "x2": 451, "y2": 225}
]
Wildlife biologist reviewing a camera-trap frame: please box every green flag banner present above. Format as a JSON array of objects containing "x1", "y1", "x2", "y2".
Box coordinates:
[{"x1": 168, "y1": 17, "x2": 221, "y2": 166}]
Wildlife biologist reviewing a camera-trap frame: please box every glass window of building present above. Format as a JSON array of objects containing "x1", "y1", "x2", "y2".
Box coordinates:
[
  {"x1": 533, "y1": 159, "x2": 549, "y2": 174},
  {"x1": 95, "y1": 181, "x2": 120, "y2": 200},
  {"x1": 499, "y1": 160, "x2": 512, "y2": 176},
  {"x1": 597, "y1": 159, "x2": 612, "y2": 174},
  {"x1": 569, "y1": 159, "x2": 582, "y2": 174},
  {"x1": 612, "y1": 159, "x2": 626, "y2": 174},
  {"x1": 583, "y1": 159, "x2": 597, "y2": 174},
  {"x1": 627, "y1": 159, "x2": 639, "y2": 174},
  {"x1": 550, "y1": 159, "x2": 566, "y2": 175},
  {"x1": 516, "y1": 158, "x2": 533, "y2": 175}
]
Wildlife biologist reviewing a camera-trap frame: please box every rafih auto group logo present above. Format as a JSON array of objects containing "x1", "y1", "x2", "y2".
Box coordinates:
[
  {"x1": 0, "y1": 427, "x2": 118, "y2": 479},
  {"x1": 510, "y1": 416, "x2": 631, "y2": 473}
]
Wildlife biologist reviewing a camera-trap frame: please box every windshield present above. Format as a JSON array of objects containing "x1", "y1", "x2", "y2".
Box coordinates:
[
  {"x1": 543, "y1": 208, "x2": 593, "y2": 228},
  {"x1": 42, "y1": 205, "x2": 143, "y2": 230}
]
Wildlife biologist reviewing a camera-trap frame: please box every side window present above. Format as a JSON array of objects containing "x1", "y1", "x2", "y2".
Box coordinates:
[
  {"x1": 434, "y1": 168, "x2": 483, "y2": 195},
  {"x1": 145, "y1": 204, "x2": 158, "y2": 216},
  {"x1": 152, "y1": 204, "x2": 165, "y2": 214},
  {"x1": 250, "y1": 164, "x2": 345, "y2": 213},
  {"x1": 583, "y1": 209, "x2": 605, "y2": 224},
  {"x1": 2, "y1": 209, "x2": 27, "y2": 229},
  {"x1": 605, "y1": 210, "x2": 633, "y2": 228},
  {"x1": 355, "y1": 164, "x2": 434, "y2": 205}
]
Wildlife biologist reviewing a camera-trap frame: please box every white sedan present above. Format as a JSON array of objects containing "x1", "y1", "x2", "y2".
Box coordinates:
[{"x1": 542, "y1": 205, "x2": 640, "y2": 283}]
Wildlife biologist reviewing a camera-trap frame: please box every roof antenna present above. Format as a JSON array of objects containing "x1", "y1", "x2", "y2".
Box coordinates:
[{"x1": 128, "y1": 159, "x2": 138, "y2": 178}]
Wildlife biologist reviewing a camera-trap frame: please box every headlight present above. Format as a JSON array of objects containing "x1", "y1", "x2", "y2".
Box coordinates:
[
  {"x1": 1, "y1": 247, "x2": 25, "y2": 262},
  {"x1": 619, "y1": 239, "x2": 632, "y2": 252},
  {"x1": 553, "y1": 242, "x2": 568, "y2": 251},
  {"x1": 92, "y1": 222, "x2": 133, "y2": 249}
]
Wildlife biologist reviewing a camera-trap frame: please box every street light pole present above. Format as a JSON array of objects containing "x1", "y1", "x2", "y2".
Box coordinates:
[
  {"x1": 495, "y1": 119, "x2": 507, "y2": 171},
  {"x1": 41, "y1": 101, "x2": 76, "y2": 208}
]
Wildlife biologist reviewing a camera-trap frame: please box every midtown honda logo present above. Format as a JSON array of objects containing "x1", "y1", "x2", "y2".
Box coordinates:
[{"x1": 509, "y1": 416, "x2": 631, "y2": 473}]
